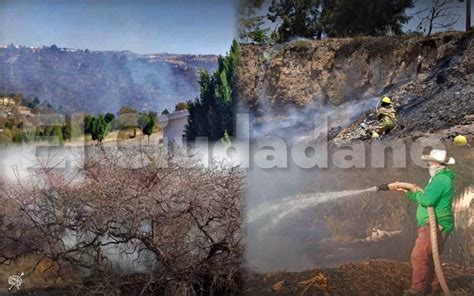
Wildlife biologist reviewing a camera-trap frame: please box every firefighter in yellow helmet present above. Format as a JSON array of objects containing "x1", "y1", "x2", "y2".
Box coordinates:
[{"x1": 372, "y1": 96, "x2": 397, "y2": 138}]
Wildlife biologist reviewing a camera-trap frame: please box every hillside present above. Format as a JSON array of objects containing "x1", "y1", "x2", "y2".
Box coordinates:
[
  {"x1": 237, "y1": 31, "x2": 474, "y2": 142},
  {"x1": 0, "y1": 45, "x2": 218, "y2": 114}
]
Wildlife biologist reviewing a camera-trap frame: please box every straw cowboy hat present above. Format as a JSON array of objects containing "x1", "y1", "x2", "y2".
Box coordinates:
[{"x1": 421, "y1": 149, "x2": 455, "y2": 165}]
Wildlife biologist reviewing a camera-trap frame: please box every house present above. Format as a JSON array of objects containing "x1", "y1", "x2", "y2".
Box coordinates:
[
  {"x1": 0, "y1": 97, "x2": 16, "y2": 106},
  {"x1": 158, "y1": 110, "x2": 189, "y2": 142}
]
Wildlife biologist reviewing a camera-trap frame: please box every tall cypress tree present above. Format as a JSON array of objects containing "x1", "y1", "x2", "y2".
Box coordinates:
[{"x1": 185, "y1": 40, "x2": 240, "y2": 141}]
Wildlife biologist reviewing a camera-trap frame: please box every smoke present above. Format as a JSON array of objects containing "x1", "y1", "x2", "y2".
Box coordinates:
[
  {"x1": 250, "y1": 97, "x2": 379, "y2": 142},
  {"x1": 242, "y1": 40, "x2": 389, "y2": 271},
  {"x1": 0, "y1": 46, "x2": 213, "y2": 114}
]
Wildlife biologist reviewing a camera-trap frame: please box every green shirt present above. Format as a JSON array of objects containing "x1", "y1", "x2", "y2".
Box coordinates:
[{"x1": 405, "y1": 169, "x2": 455, "y2": 235}]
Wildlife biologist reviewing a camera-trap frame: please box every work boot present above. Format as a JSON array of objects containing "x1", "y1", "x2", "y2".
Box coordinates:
[{"x1": 402, "y1": 288, "x2": 423, "y2": 296}]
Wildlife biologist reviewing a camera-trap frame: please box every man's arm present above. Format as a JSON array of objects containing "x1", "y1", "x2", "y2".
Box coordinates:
[{"x1": 405, "y1": 177, "x2": 445, "y2": 207}]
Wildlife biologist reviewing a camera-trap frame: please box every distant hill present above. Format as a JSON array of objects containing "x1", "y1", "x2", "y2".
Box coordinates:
[{"x1": 0, "y1": 45, "x2": 218, "y2": 114}]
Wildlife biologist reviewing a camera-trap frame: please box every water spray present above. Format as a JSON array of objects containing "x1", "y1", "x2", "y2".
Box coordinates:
[
  {"x1": 248, "y1": 181, "x2": 451, "y2": 296},
  {"x1": 376, "y1": 182, "x2": 451, "y2": 296}
]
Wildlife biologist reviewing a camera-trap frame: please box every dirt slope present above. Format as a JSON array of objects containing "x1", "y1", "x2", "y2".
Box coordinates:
[{"x1": 242, "y1": 260, "x2": 474, "y2": 296}]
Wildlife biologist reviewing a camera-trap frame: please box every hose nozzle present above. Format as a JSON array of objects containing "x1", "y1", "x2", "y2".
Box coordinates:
[{"x1": 376, "y1": 183, "x2": 390, "y2": 191}]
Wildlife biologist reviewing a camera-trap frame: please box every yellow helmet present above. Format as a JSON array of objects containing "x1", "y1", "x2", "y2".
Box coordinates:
[
  {"x1": 453, "y1": 135, "x2": 468, "y2": 146},
  {"x1": 381, "y1": 96, "x2": 392, "y2": 104}
]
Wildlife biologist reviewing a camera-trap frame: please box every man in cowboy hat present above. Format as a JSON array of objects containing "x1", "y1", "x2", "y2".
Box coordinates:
[{"x1": 395, "y1": 149, "x2": 455, "y2": 296}]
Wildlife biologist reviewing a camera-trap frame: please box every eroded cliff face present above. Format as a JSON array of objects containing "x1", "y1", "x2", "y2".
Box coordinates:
[{"x1": 237, "y1": 32, "x2": 474, "y2": 112}]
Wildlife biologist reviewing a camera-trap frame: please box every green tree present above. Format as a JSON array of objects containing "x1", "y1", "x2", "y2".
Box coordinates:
[
  {"x1": 62, "y1": 121, "x2": 72, "y2": 141},
  {"x1": 12, "y1": 130, "x2": 25, "y2": 143},
  {"x1": 50, "y1": 126, "x2": 64, "y2": 145},
  {"x1": 25, "y1": 129, "x2": 35, "y2": 143},
  {"x1": 84, "y1": 115, "x2": 95, "y2": 134},
  {"x1": 61, "y1": 114, "x2": 73, "y2": 141},
  {"x1": 267, "y1": 0, "x2": 323, "y2": 42},
  {"x1": 138, "y1": 113, "x2": 149, "y2": 131},
  {"x1": 161, "y1": 108, "x2": 170, "y2": 115},
  {"x1": 185, "y1": 40, "x2": 240, "y2": 141},
  {"x1": 266, "y1": 0, "x2": 414, "y2": 41},
  {"x1": 320, "y1": 0, "x2": 414, "y2": 37},
  {"x1": 142, "y1": 112, "x2": 157, "y2": 144},
  {"x1": 175, "y1": 102, "x2": 189, "y2": 111},
  {"x1": 238, "y1": 0, "x2": 270, "y2": 43},
  {"x1": 104, "y1": 112, "x2": 115, "y2": 124},
  {"x1": 21, "y1": 97, "x2": 40, "y2": 108},
  {"x1": 91, "y1": 115, "x2": 108, "y2": 143}
]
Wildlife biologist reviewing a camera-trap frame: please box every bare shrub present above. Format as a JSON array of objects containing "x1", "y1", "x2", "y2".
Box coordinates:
[{"x1": 0, "y1": 146, "x2": 244, "y2": 295}]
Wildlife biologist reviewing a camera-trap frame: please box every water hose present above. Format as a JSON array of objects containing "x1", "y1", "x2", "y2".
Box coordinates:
[
  {"x1": 377, "y1": 182, "x2": 451, "y2": 296},
  {"x1": 427, "y1": 206, "x2": 451, "y2": 296}
]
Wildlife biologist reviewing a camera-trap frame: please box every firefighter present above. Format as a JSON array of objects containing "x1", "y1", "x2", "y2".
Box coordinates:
[{"x1": 372, "y1": 96, "x2": 397, "y2": 138}]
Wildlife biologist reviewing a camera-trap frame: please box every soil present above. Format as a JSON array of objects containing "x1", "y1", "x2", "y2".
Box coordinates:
[{"x1": 241, "y1": 259, "x2": 474, "y2": 296}]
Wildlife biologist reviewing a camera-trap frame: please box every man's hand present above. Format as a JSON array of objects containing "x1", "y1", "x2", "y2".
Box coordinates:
[{"x1": 396, "y1": 187, "x2": 409, "y2": 193}]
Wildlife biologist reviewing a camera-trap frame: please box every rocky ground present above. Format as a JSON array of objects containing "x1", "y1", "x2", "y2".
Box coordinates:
[
  {"x1": 331, "y1": 34, "x2": 474, "y2": 144},
  {"x1": 238, "y1": 31, "x2": 474, "y2": 144},
  {"x1": 241, "y1": 260, "x2": 474, "y2": 296}
]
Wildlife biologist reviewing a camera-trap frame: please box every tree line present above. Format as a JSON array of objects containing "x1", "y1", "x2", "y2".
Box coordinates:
[
  {"x1": 238, "y1": 0, "x2": 462, "y2": 43},
  {"x1": 0, "y1": 91, "x2": 189, "y2": 145}
]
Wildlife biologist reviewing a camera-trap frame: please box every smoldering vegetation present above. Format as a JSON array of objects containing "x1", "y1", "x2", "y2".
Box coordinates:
[{"x1": 0, "y1": 146, "x2": 244, "y2": 295}]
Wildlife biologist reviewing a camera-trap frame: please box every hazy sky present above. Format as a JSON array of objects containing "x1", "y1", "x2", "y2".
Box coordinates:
[
  {"x1": 0, "y1": 0, "x2": 236, "y2": 55},
  {"x1": 405, "y1": 0, "x2": 473, "y2": 33}
]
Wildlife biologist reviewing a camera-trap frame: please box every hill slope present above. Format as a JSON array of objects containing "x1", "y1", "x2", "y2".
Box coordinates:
[
  {"x1": 0, "y1": 45, "x2": 218, "y2": 114},
  {"x1": 237, "y1": 32, "x2": 474, "y2": 142}
]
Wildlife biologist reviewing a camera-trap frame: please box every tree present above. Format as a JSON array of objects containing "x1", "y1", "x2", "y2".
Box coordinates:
[
  {"x1": 142, "y1": 112, "x2": 157, "y2": 144},
  {"x1": 62, "y1": 120, "x2": 72, "y2": 141},
  {"x1": 320, "y1": 0, "x2": 414, "y2": 37},
  {"x1": 185, "y1": 40, "x2": 240, "y2": 141},
  {"x1": 83, "y1": 115, "x2": 95, "y2": 134},
  {"x1": 238, "y1": 0, "x2": 270, "y2": 43},
  {"x1": 51, "y1": 126, "x2": 64, "y2": 145},
  {"x1": 267, "y1": 0, "x2": 323, "y2": 42},
  {"x1": 104, "y1": 112, "x2": 115, "y2": 124},
  {"x1": 265, "y1": 0, "x2": 414, "y2": 41},
  {"x1": 413, "y1": 0, "x2": 461, "y2": 36},
  {"x1": 175, "y1": 102, "x2": 189, "y2": 111},
  {"x1": 12, "y1": 130, "x2": 25, "y2": 143},
  {"x1": 21, "y1": 97, "x2": 40, "y2": 109},
  {"x1": 161, "y1": 108, "x2": 170, "y2": 115},
  {"x1": 91, "y1": 115, "x2": 108, "y2": 143}
]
